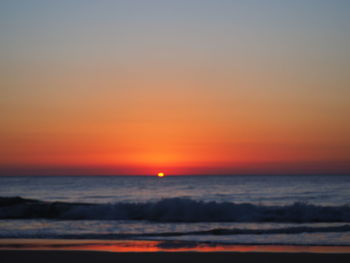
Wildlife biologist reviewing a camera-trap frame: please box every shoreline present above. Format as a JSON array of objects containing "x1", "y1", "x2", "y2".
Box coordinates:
[{"x1": 0, "y1": 239, "x2": 350, "y2": 253}]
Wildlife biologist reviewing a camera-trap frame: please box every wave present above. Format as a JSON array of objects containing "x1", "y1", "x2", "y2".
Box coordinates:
[
  {"x1": 139, "y1": 225, "x2": 350, "y2": 236},
  {"x1": 1, "y1": 196, "x2": 350, "y2": 222},
  {"x1": 1, "y1": 225, "x2": 350, "y2": 241}
]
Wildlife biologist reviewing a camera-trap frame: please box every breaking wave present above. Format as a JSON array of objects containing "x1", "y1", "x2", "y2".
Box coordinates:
[{"x1": 1, "y1": 196, "x2": 350, "y2": 223}]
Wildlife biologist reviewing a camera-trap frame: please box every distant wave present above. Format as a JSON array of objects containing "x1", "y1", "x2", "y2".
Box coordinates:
[{"x1": 1, "y1": 196, "x2": 350, "y2": 223}]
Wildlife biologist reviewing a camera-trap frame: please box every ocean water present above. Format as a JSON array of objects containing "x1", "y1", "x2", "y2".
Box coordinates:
[{"x1": 1, "y1": 175, "x2": 350, "y2": 246}]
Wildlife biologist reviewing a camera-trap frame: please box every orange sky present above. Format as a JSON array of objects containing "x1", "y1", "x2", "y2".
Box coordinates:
[{"x1": 1, "y1": 1, "x2": 349, "y2": 175}]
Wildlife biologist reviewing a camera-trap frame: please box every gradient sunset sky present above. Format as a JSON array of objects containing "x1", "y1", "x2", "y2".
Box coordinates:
[{"x1": 1, "y1": 0, "x2": 350, "y2": 175}]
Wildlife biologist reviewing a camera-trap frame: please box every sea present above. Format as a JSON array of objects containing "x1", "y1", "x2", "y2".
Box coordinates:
[{"x1": 1, "y1": 175, "x2": 350, "y2": 246}]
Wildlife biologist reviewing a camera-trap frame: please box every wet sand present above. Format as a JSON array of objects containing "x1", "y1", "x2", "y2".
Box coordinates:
[
  {"x1": 1, "y1": 250, "x2": 350, "y2": 263},
  {"x1": 1, "y1": 239, "x2": 350, "y2": 263}
]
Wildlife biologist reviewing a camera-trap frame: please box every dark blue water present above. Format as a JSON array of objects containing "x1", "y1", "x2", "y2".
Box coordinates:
[{"x1": 1, "y1": 175, "x2": 350, "y2": 245}]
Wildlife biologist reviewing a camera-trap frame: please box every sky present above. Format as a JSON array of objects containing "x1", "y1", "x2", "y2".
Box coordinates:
[{"x1": 1, "y1": 0, "x2": 350, "y2": 175}]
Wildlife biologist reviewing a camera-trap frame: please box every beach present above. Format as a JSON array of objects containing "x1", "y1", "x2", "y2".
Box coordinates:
[
  {"x1": 0, "y1": 239, "x2": 350, "y2": 263},
  {"x1": 1, "y1": 250, "x2": 350, "y2": 263},
  {"x1": 2, "y1": 1, "x2": 350, "y2": 262}
]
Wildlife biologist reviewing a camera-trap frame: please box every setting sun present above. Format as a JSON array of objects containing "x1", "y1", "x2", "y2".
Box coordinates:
[{"x1": 157, "y1": 172, "x2": 165, "y2": 178}]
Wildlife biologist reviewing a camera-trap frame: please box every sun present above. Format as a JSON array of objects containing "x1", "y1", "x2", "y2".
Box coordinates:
[{"x1": 157, "y1": 172, "x2": 165, "y2": 177}]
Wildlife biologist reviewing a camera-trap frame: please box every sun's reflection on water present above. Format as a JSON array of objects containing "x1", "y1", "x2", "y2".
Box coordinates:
[{"x1": 0, "y1": 239, "x2": 349, "y2": 253}]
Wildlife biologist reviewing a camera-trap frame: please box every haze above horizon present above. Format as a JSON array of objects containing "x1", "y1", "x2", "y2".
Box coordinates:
[{"x1": 1, "y1": 0, "x2": 349, "y2": 176}]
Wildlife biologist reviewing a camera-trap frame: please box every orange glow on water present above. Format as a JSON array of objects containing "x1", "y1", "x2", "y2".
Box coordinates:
[{"x1": 1, "y1": 239, "x2": 350, "y2": 253}]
